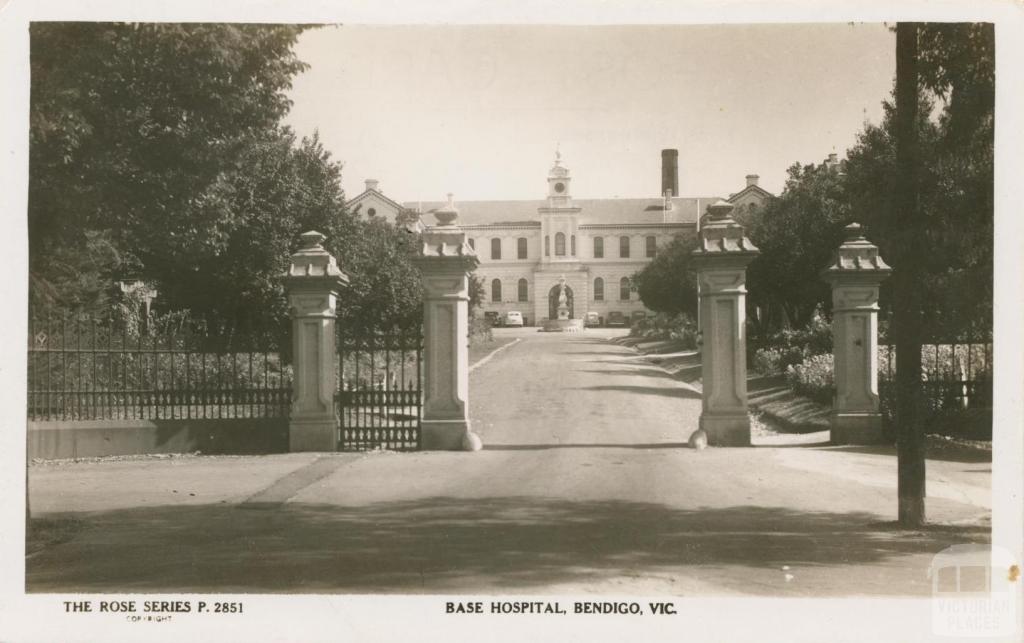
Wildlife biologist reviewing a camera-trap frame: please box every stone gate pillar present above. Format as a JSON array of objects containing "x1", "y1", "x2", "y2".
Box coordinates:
[
  {"x1": 821, "y1": 223, "x2": 892, "y2": 444},
  {"x1": 413, "y1": 195, "x2": 483, "y2": 451},
  {"x1": 691, "y1": 200, "x2": 759, "y2": 446},
  {"x1": 283, "y1": 231, "x2": 349, "y2": 452}
]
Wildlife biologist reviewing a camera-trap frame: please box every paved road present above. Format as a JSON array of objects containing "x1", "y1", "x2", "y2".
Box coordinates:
[
  {"x1": 471, "y1": 329, "x2": 701, "y2": 448},
  {"x1": 27, "y1": 330, "x2": 990, "y2": 596}
]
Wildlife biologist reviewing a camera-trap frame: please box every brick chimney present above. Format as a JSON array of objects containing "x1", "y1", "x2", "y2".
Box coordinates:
[
  {"x1": 661, "y1": 149, "x2": 679, "y2": 197},
  {"x1": 745, "y1": 174, "x2": 759, "y2": 188},
  {"x1": 365, "y1": 179, "x2": 380, "y2": 192}
]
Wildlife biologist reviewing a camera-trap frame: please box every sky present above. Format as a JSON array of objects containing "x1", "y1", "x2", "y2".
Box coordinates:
[{"x1": 288, "y1": 23, "x2": 895, "y2": 202}]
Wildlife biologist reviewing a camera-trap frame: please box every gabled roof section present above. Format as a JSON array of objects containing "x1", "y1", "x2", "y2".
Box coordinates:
[
  {"x1": 726, "y1": 183, "x2": 773, "y2": 203},
  {"x1": 405, "y1": 196, "x2": 722, "y2": 227},
  {"x1": 348, "y1": 188, "x2": 406, "y2": 213}
]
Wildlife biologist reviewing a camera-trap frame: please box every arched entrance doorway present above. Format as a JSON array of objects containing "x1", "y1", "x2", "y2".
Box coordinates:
[{"x1": 548, "y1": 284, "x2": 574, "y2": 319}]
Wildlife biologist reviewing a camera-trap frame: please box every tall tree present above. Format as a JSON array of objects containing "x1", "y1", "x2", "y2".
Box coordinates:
[
  {"x1": 28, "y1": 23, "x2": 424, "y2": 336},
  {"x1": 877, "y1": 22, "x2": 993, "y2": 526},
  {"x1": 739, "y1": 160, "x2": 849, "y2": 335},
  {"x1": 29, "y1": 23, "x2": 310, "y2": 316}
]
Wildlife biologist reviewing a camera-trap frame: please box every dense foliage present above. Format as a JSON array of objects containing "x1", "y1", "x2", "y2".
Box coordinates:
[
  {"x1": 739, "y1": 162, "x2": 849, "y2": 334},
  {"x1": 631, "y1": 235, "x2": 699, "y2": 317},
  {"x1": 739, "y1": 24, "x2": 993, "y2": 341},
  {"x1": 29, "y1": 23, "x2": 422, "y2": 336}
]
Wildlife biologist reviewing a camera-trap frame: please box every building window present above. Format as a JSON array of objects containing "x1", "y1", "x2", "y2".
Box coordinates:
[
  {"x1": 555, "y1": 232, "x2": 566, "y2": 256},
  {"x1": 594, "y1": 277, "x2": 604, "y2": 301},
  {"x1": 491, "y1": 279, "x2": 502, "y2": 302},
  {"x1": 517, "y1": 237, "x2": 528, "y2": 259},
  {"x1": 594, "y1": 236, "x2": 604, "y2": 258},
  {"x1": 620, "y1": 277, "x2": 631, "y2": 301},
  {"x1": 619, "y1": 236, "x2": 630, "y2": 258},
  {"x1": 571, "y1": 235, "x2": 576, "y2": 256},
  {"x1": 518, "y1": 278, "x2": 528, "y2": 302},
  {"x1": 545, "y1": 235, "x2": 550, "y2": 256},
  {"x1": 367, "y1": 207, "x2": 376, "y2": 217},
  {"x1": 468, "y1": 238, "x2": 475, "y2": 250},
  {"x1": 491, "y1": 238, "x2": 501, "y2": 260},
  {"x1": 646, "y1": 236, "x2": 657, "y2": 258}
]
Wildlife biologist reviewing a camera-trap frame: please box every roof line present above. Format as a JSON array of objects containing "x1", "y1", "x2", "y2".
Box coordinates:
[
  {"x1": 348, "y1": 189, "x2": 406, "y2": 212},
  {"x1": 726, "y1": 184, "x2": 773, "y2": 202}
]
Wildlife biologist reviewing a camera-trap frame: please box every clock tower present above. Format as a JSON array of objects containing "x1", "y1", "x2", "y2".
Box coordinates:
[
  {"x1": 546, "y1": 148, "x2": 573, "y2": 207},
  {"x1": 536, "y1": 147, "x2": 586, "y2": 324},
  {"x1": 539, "y1": 148, "x2": 582, "y2": 263}
]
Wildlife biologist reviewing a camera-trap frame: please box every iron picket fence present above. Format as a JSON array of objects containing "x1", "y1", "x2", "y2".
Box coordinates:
[
  {"x1": 27, "y1": 314, "x2": 292, "y2": 421},
  {"x1": 878, "y1": 340, "x2": 993, "y2": 438}
]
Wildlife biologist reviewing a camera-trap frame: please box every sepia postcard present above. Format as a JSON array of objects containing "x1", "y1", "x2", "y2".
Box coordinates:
[{"x1": 1, "y1": 1, "x2": 1022, "y2": 642}]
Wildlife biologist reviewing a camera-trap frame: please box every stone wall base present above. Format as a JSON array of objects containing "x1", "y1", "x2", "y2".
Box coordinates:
[
  {"x1": 288, "y1": 417, "x2": 337, "y2": 452},
  {"x1": 700, "y1": 413, "x2": 752, "y2": 447},
  {"x1": 831, "y1": 413, "x2": 885, "y2": 445},
  {"x1": 28, "y1": 418, "x2": 288, "y2": 460},
  {"x1": 422, "y1": 419, "x2": 479, "y2": 451}
]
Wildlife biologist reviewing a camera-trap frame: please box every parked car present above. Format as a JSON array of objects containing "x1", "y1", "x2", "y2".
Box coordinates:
[
  {"x1": 504, "y1": 311, "x2": 524, "y2": 327},
  {"x1": 584, "y1": 312, "x2": 601, "y2": 327},
  {"x1": 631, "y1": 310, "x2": 647, "y2": 322},
  {"x1": 484, "y1": 311, "x2": 501, "y2": 327},
  {"x1": 606, "y1": 311, "x2": 627, "y2": 327}
]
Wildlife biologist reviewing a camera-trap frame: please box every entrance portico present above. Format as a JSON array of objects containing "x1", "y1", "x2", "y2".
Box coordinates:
[{"x1": 533, "y1": 269, "x2": 588, "y2": 323}]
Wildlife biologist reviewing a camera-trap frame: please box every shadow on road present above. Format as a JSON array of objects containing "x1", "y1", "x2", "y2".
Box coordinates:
[
  {"x1": 818, "y1": 444, "x2": 992, "y2": 464},
  {"x1": 27, "y1": 497, "x2": 989, "y2": 594},
  {"x1": 573, "y1": 385, "x2": 701, "y2": 399},
  {"x1": 577, "y1": 368, "x2": 681, "y2": 380},
  {"x1": 485, "y1": 443, "x2": 690, "y2": 450}
]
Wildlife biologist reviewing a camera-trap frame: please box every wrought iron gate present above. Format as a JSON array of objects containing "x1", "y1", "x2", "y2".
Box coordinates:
[{"x1": 336, "y1": 329, "x2": 423, "y2": 451}]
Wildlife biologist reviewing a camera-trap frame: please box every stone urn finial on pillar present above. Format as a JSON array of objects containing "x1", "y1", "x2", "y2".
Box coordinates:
[
  {"x1": 821, "y1": 223, "x2": 892, "y2": 445},
  {"x1": 413, "y1": 196, "x2": 483, "y2": 451},
  {"x1": 283, "y1": 230, "x2": 350, "y2": 451},
  {"x1": 691, "y1": 200, "x2": 760, "y2": 446}
]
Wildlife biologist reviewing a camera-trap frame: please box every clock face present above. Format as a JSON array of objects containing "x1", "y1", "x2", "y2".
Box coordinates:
[{"x1": 554, "y1": 182, "x2": 565, "y2": 194}]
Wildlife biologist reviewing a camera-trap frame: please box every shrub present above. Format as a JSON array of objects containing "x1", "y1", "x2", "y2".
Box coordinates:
[
  {"x1": 628, "y1": 313, "x2": 698, "y2": 349},
  {"x1": 669, "y1": 318, "x2": 699, "y2": 349},
  {"x1": 469, "y1": 315, "x2": 493, "y2": 346},
  {"x1": 761, "y1": 310, "x2": 832, "y2": 356},
  {"x1": 785, "y1": 353, "x2": 835, "y2": 405},
  {"x1": 753, "y1": 345, "x2": 808, "y2": 375}
]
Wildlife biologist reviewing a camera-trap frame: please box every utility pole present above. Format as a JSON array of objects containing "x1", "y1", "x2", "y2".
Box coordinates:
[{"x1": 894, "y1": 22, "x2": 926, "y2": 526}]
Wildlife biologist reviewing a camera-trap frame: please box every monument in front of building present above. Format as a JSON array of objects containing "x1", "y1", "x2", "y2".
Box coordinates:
[
  {"x1": 542, "y1": 274, "x2": 584, "y2": 331},
  {"x1": 556, "y1": 276, "x2": 570, "y2": 320}
]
